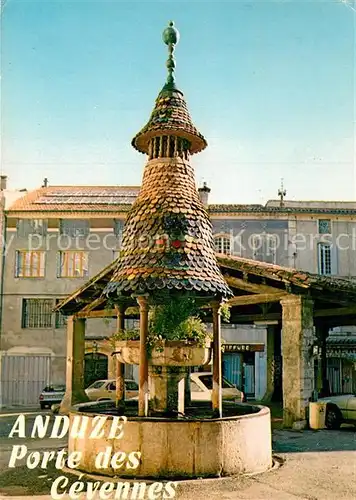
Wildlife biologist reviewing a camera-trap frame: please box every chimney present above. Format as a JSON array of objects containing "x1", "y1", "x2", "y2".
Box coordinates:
[
  {"x1": 0, "y1": 175, "x2": 7, "y2": 191},
  {"x1": 198, "y1": 182, "x2": 211, "y2": 207},
  {"x1": 42, "y1": 178, "x2": 48, "y2": 188}
]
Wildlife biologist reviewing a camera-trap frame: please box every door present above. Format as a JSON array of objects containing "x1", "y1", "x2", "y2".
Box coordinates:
[
  {"x1": 222, "y1": 353, "x2": 242, "y2": 388},
  {"x1": 84, "y1": 353, "x2": 108, "y2": 388},
  {"x1": 243, "y1": 363, "x2": 255, "y2": 397}
]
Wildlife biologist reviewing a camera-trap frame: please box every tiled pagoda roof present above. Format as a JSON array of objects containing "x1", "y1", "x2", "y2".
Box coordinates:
[{"x1": 131, "y1": 84, "x2": 207, "y2": 155}]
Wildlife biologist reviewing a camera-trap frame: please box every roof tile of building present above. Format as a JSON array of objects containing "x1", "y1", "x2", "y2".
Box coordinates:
[
  {"x1": 217, "y1": 254, "x2": 356, "y2": 294},
  {"x1": 6, "y1": 186, "x2": 140, "y2": 213},
  {"x1": 7, "y1": 186, "x2": 356, "y2": 216}
]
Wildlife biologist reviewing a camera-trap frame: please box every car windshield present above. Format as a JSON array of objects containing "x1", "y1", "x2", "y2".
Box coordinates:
[
  {"x1": 126, "y1": 381, "x2": 139, "y2": 390},
  {"x1": 43, "y1": 385, "x2": 65, "y2": 392},
  {"x1": 198, "y1": 375, "x2": 235, "y2": 390},
  {"x1": 87, "y1": 381, "x2": 105, "y2": 389}
]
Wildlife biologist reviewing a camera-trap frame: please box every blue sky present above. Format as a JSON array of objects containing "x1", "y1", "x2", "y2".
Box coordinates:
[{"x1": 2, "y1": 0, "x2": 355, "y2": 203}]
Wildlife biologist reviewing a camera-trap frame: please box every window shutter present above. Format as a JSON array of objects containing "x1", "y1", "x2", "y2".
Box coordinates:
[{"x1": 330, "y1": 243, "x2": 338, "y2": 276}]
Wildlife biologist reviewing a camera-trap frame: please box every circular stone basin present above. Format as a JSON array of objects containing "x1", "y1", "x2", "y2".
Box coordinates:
[
  {"x1": 68, "y1": 400, "x2": 272, "y2": 478},
  {"x1": 114, "y1": 340, "x2": 211, "y2": 366}
]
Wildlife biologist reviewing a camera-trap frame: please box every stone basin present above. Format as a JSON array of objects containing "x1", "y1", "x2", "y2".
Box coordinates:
[
  {"x1": 69, "y1": 400, "x2": 272, "y2": 478},
  {"x1": 114, "y1": 340, "x2": 212, "y2": 366}
]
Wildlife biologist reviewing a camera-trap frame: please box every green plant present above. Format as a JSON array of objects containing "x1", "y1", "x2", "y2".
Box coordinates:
[
  {"x1": 110, "y1": 295, "x2": 209, "y2": 350},
  {"x1": 221, "y1": 302, "x2": 231, "y2": 323}
]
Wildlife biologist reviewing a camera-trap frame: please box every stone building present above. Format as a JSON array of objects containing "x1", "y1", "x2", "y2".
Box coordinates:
[{"x1": 1, "y1": 177, "x2": 356, "y2": 405}]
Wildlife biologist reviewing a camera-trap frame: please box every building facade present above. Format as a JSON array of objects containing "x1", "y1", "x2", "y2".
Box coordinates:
[{"x1": 1, "y1": 180, "x2": 356, "y2": 405}]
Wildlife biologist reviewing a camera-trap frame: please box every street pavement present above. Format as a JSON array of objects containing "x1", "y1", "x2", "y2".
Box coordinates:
[{"x1": 0, "y1": 409, "x2": 355, "y2": 499}]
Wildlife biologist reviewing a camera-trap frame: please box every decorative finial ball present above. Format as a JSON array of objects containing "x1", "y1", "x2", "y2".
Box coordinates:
[{"x1": 163, "y1": 21, "x2": 180, "y2": 46}]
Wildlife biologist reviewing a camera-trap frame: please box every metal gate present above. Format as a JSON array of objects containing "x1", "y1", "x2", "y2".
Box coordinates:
[
  {"x1": 223, "y1": 353, "x2": 242, "y2": 388},
  {"x1": 243, "y1": 363, "x2": 255, "y2": 396},
  {"x1": 1, "y1": 354, "x2": 51, "y2": 406}
]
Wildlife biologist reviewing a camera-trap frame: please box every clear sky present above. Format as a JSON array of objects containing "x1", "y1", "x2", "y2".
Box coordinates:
[{"x1": 1, "y1": 0, "x2": 355, "y2": 203}]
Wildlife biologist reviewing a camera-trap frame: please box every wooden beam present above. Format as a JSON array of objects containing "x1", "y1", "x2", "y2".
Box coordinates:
[
  {"x1": 230, "y1": 312, "x2": 281, "y2": 324},
  {"x1": 315, "y1": 306, "x2": 356, "y2": 318},
  {"x1": 79, "y1": 297, "x2": 106, "y2": 314},
  {"x1": 75, "y1": 309, "x2": 117, "y2": 319},
  {"x1": 223, "y1": 275, "x2": 283, "y2": 294},
  {"x1": 228, "y1": 292, "x2": 288, "y2": 307}
]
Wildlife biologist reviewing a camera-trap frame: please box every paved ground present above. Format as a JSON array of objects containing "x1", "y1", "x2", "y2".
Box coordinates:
[
  {"x1": 0, "y1": 409, "x2": 355, "y2": 499},
  {"x1": 177, "y1": 426, "x2": 356, "y2": 499}
]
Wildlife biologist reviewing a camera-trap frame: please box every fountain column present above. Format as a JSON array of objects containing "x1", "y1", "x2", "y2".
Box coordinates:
[
  {"x1": 137, "y1": 295, "x2": 149, "y2": 416},
  {"x1": 116, "y1": 304, "x2": 126, "y2": 410},
  {"x1": 212, "y1": 301, "x2": 223, "y2": 417}
]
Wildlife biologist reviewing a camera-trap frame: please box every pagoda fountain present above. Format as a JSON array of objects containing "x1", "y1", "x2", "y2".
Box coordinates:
[{"x1": 65, "y1": 22, "x2": 272, "y2": 479}]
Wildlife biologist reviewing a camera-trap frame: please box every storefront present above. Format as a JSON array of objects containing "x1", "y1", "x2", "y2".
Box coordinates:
[{"x1": 222, "y1": 343, "x2": 265, "y2": 400}]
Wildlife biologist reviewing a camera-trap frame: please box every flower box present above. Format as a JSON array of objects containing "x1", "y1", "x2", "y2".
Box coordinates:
[{"x1": 114, "y1": 340, "x2": 212, "y2": 366}]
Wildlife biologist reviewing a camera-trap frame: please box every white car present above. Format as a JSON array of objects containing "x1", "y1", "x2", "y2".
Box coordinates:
[
  {"x1": 318, "y1": 394, "x2": 356, "y2": 429},
  {"x1": 85, "y1": 379, "x2": 139, "y2": 402},
  {"x1": 190, "y1": 372, "x2": 245, "y2": 403}
]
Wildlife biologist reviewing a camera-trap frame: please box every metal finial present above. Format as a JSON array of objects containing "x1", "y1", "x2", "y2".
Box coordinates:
[
  {"x1": 278, "y1": 178, "x2": 287, "y2": 207},
  {"x1": 162, "y1": 21, "x2": 180, "y2": 85}
]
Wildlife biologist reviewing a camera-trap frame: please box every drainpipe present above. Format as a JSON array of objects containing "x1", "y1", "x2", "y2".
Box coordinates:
[
  {"x1": 0, "y1": 213, "x2": 6, "y2": 410},
  {"x1": 0, "y1": 213, "x2": 6, "y2": 344}
]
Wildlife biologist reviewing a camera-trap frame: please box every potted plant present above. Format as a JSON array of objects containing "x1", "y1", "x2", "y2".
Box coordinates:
[{"x1": 110, "y1": 294, "x2": 212, "y2": 367}]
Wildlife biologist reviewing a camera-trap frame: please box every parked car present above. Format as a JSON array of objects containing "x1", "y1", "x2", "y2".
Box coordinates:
[
  {"x1": 318, "y1": 394, "x2": 356, "y2": 429},
  {"x1": 129, "y1": 372, "x2": 245, "y2": 403},
  {"x1": 190, "y1": 372, "x2": 245, "y2": 403},
  {"x1": 85, "y1": 379, "x2": 139, "y2": 401},
  {"x1": 39, "y1": 385, "x2": 66, "y2": 409}
]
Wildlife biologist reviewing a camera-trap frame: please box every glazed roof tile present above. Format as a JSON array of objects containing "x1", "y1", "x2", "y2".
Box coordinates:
[
  {"x1": 105, "y1": 159, "x2": 232, "y2": 299},
  {"x1": 131, "y1": 85, "x2": 207, "y2": 155}
]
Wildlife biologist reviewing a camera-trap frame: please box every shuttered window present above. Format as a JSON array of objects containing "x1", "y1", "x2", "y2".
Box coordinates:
[
  {"x1": 57, "y1": 251, "x2": 89, "y2": 278},
  {"x1": 15, "y1": 251, "x2": 46, "y2": 277}
]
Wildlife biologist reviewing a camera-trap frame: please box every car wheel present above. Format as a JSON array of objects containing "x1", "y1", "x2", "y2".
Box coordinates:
[
  {"x1": 40, "y1": 402, "x2": 45, "y2": 410},
  {"x1": 325, "y1": 406, "x2": 342, "y2": 430}
]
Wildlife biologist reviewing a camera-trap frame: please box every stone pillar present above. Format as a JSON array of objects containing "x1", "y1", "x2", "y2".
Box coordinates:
[
  {"x1": 280, "y1": 296, "x2": 314, "y2": 428},
  {"x1": 212, "y1": 301, "x2": 222, "y2": 418},
  {"x1": 60, "y1": 316, "x2": 89, "y2": 414},
  {"x1": 137, "y1": 295, "x2": 149, "y2": 417},
  {"x1": 263, "y1": 325, "x2": 276, "y2": 402},
  {"x1": 116, "y1": 305, "x2": 126, "y2": 410},
  {"x1": 149, "y1": 366, "x2": 186, "y2": 415}
]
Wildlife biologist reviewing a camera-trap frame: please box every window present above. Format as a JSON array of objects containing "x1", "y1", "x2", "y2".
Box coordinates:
[
  {"x1": 318, "y1": 219, "x2": 331, "y2": 235},
  {"x1": 125, "y1": 381, "x2": 139, "y2": 391},
  {"x1": 17, "y1": 219, "x2": 48, "y2": 237},
  {"x1": 87, "y1": 381, "x2": 105, "y2": 389},
  {"x1": 318, "y1": 243, "x2": 332, "y2": 275},
  {"x1": 55, "y1": 299, "x2": 67, "y2": 328},
  {"x1": 57, "y1": 251, "x2": 88, "y2": 278},
  {"x1": 15, "y1": 251, "x2": 45, "y2": 277},
  {"x1": 190, "y1": 381, "x2": 204, "y2": 392},
  {"x1": 214, "y1": 235, "x2": 231, "y2": 255},
  {"x1": 114, "y1": 219, "x2": 124, "y2": 238},
  {"x1": 22, "y1": 299, "x2": 53, "y2": 328},
  {"x1": 251, "y1": 233, "x2": 278, "y2": 264},
  {"x1": 59, "y1": 219, "x2": 89, "y2": 238}
]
